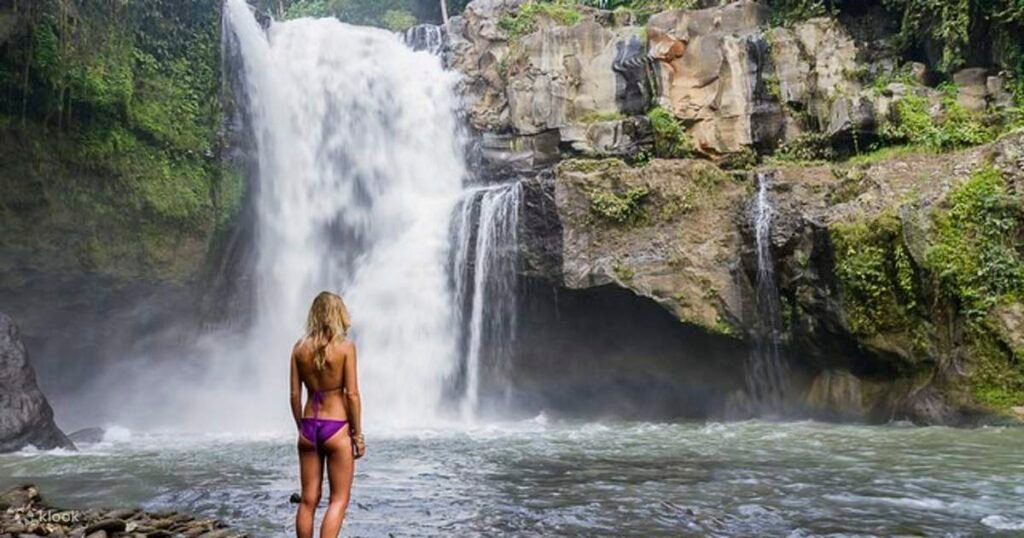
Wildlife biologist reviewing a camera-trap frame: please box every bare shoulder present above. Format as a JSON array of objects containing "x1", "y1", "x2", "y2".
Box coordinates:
[
  {"x1": 292, "y1": 337, "x2": 309, "y2": 359},
  {"x1": 339, "y1": 338, "x2": 356, "y2": 357}
]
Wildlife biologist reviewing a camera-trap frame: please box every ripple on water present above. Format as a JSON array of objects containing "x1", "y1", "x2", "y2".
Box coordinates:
[{"x1": 0, "y1": 421, "x2": 1022, "y2": 536}]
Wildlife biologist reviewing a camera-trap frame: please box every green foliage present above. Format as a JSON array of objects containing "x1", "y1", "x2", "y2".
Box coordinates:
[
  {"x1": 285, "y1": 0, "x2": 418, "y2": 30},
  {"x1": 881, "y1": 93, "x2": 997, "y2": 152},
  {"x1": 0, "y1": 0, "x2": 232, "y2": 278},
  {"x1": 831, "y1": 213, "x2": 921, "y2": 335},
  {"x1": 647, "y1": 106, "x2": 693, "y2": 158},
  {"x1": 589, "y1": 185, "x2": 651, "y2": 224},
  {"x1": 498, "y1": 1, "x2": 583, "y2": 47},
  {"x1": 579, "y1": 111, "x2": 627, "y2": 123},
  {"x1": 766, "y1": 0, "x2": 835, "y2": 26},
  {"x1": 560, "y1": 157, "x2": 627, "y2": 174},
  {"x1": 968, "y1": 328, "x2": 1024, "y2": 408},
  {"x1": 925, "y1": 167, "x2": 1024, "y2": 321},
  {"x1": 774, "y1": 132, "x2": 835, "y2": 163}
]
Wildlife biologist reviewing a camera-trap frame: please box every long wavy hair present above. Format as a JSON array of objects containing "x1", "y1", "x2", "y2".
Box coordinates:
[{"x1": 305, "y1": 291, "x2": 352, "y2": 370}]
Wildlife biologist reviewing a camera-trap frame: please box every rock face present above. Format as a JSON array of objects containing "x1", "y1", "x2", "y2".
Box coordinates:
[
  {"x1": 0, "y1": 313, "x2": 73, "y2": 452},
  {"x1": 449, "y1": 0, "x2": 1017, "y2": 164},
  {"x1": 522, "y1": 132, "x2": 1024, "y2": 425}
]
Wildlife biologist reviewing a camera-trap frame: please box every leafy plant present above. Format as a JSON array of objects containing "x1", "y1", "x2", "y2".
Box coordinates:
[
  {"x1": 498, "y1": 1, "x2": 582, "y2": 47},
  {"x1": 589, "y1": 185, "x2": 651, "y2": 224},
  {"x1": 647, "y1": 106, "x2": 693, "y2": 158}
]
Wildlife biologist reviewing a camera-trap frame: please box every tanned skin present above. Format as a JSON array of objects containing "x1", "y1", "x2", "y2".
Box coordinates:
[{"x1": 290, "y1": 337, "x2": 364, "y2": 538}]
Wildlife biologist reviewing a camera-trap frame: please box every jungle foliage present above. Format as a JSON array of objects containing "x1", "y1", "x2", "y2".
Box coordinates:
[{"x1": 0, "y1": 0, "x2": 237, "y2": 279}]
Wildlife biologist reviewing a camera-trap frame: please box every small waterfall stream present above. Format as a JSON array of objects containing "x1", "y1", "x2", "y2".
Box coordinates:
[
  {"x1": 450, "y1": 182, "x2": 523, "y2": 420},
  {"x1": 746, "y1": 172, "x2": 789, "y2": 412}
]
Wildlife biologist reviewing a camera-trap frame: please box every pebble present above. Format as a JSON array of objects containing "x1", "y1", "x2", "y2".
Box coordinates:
[{"x1": 0, "y1": 485, "x2": 248, "y2": 538}]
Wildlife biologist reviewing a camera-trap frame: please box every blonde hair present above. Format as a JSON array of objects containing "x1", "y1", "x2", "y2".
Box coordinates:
[{"x1": 305, "y1": 291, "x2": 352, "y2": 370}]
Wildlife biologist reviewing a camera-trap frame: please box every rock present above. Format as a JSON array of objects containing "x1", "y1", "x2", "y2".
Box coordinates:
[
  {"x1": 805, "y1": 370, "x2": 864, "y2": 420},
  {"x1": 67, "y1": 427, "x2": 106, "y2": 445},
  {"x1": 0, "y1": 313, "x2": 74, "y2": 452},
  {"x1": 83, "y1": 520, "x2": 125, "y2": 535},
  {"x1": 288, "y1": 493, "x2": 301, "y2": 504},
  {"x1": 559, "y1": 117, "x2": 653, "y2": 157},
  {"x1": 536, "y1": 158, "x2": 747, "y2": 331},
  {"x1": 953, "y1": 67, "x2": 990, "y2": 113},
  {"x1": 647, "y1": 1, "x2": 773, "y2": 156},
  {"x1": 1012, "y1": 406, "x2": 1024, "y2": 420},
  {"x1": 0, "y1": 485, "x2": 39, "y2": 510}
]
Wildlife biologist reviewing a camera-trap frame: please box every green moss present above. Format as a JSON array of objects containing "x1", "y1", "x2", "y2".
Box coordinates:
[
  {"x1": 925, "y1": 167, "x2": 1024, "y2": 321},
  {"x1": 612, "y1": 260, "x2": 636, "y2": 283},
  {"x1": 763, "y1": 74, "x2": 782, "y2": 102},
  {"x1": 560, "y1": 157, "x2": 626, "y2": 174},
  {"x1": 647, "y1": 106, "x2": 693, "y2": 159},
  {"x1": 967, "y1": 327, "x2": 1024, "y2": 408},
  {"x1": 579, "y1": 111, "x2": 627, "y2": 124},
  {"x1": 766, "y1": 0, "x2": 832, "y2": 26},
  {"x1": 719, "y1": 147, "x2": 759, "y2": 170},
  {"x1": 498, "y1": 1, "x2": 583, "y2": 47},
  {"x1": 0, "y1": 0, "x2": 230, "y2": 280},
  {"x1": 845, "y1": 144, "x2": 931, "y2": 166},
  {"x1": 589, "y1": 185, "x2": 650, "y2": 225},
  {"x1": 880, "y1": 93, "x2": 997, "y2": 152},
  {"x1": 831, "y1": 213, "x2": 921, "y2": 335},
  {"x1": 773, "y1": 132, "x2": 835, "y2": 164}
]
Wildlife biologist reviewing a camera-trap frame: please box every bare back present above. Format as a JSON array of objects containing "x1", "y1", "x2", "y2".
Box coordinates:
[{"x1": 293, "y1": 337, "x2": 354, "y2": 421}]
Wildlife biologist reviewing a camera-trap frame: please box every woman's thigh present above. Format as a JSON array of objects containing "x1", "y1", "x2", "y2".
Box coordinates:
[{"x1": 322, "y1": 430, "x2": 354, "y2": 499}]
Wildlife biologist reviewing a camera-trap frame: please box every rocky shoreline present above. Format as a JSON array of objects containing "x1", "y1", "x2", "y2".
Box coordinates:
[{"x1": 0, "y1": 485, "x2": 246, "y2": 538}]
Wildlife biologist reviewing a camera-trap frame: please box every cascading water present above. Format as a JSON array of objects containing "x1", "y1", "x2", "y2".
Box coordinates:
[
  {"x1": 403, "y1": 24, "x2": 446, "y2": 54},
  {"x1": 219, "y1": 0, "x2": 466, "y2": 428},
  {"x1": 450, "y1": 182, "x2": 523, "y2": 419},
  {"x1": 746, "y1": 172, "x2": 789, "y2": 412}
]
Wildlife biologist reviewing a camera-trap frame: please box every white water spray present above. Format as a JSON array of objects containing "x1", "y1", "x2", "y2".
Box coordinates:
[{"x1": 221, "y1": 0, "x2": 465, "y2": 428}]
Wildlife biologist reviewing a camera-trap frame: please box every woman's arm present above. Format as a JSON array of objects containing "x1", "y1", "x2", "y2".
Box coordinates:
[
  {"x1": 289, "y1": 343, "x2": 302, "y2": 429},
  {"x1": 344, "y1": 342, "x2": 364, "y2": 458}
]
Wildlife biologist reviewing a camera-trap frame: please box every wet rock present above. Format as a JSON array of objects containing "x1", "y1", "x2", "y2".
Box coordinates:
[
  {"x1": 83, "y1": 519, "x2": 125, "y2": 534},
  {"x1": 0, "y1": 485, "x2": 39, "y2": 510},
  {"x1": 67, "y1": 427, "x2": 106, "y2": 445},
  {"x1": 0, "y1": 485, "x2": 246, "y2": 538},
  {"x1": 0, "y1": 313, "x2": 74, "y2": 452}
]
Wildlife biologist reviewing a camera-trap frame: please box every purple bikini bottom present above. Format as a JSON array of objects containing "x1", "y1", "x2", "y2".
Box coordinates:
[
  {"x1": 300, "y1": 418, "x2": 347, "y2": 449},
  {"x1": 299, "y1": 388, "x2": 349, "y2": 451}
]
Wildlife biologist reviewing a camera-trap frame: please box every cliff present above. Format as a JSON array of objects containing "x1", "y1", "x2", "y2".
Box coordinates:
[{"x1": 449, "y1": 0, "x2": 1024, "y2": 424}]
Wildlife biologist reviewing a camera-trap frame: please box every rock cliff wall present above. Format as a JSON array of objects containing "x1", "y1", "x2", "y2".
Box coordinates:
[{"x1": 449, "y1": 0, "x2": 1024, "y2": 424}]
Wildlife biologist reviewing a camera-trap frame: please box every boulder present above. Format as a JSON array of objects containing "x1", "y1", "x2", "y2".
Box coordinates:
[
  {"x1": 67, "y1": 427, "x2": 106, "y2": 445},
  {"x1": 0, "y1": 312, "x2": 74, "y2": 452}
]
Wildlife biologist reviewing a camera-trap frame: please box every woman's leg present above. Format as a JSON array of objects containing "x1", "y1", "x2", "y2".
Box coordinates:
[
  {"x1": 296, "y1": 435, "x2": 323, "y2": 538},
  {"x1": 319, "y1": 428, "x2": 354, "y2": 538}
]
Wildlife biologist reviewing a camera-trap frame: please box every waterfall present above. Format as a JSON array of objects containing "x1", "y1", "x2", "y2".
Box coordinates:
[
  {"x1": 403, "y1": 24, "x2": 446, "y2": 54},
  {"x1": 450, "y1": 182, "x2": 522, "y2": 419},
  {"x1": 746, "y1": 172, "x2": 789, "y2": 412},
  {"x1": 220, "y1": 0, "x2": 466, "y2": 428}
]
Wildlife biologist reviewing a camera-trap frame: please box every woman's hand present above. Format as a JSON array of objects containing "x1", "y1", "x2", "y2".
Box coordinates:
[{"x1": 352, "y1": 433, "x2": 366, "y2": 459}]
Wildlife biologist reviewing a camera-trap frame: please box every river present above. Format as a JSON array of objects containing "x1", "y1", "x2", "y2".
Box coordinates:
[{"x1": 3, "y1": 420, "x2": 1023, "y2": 536}]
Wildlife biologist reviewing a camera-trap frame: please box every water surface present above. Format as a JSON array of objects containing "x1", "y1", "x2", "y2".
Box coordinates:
[{"x1": 3, "y1": 420, "x2": 1023, "y2": 536}]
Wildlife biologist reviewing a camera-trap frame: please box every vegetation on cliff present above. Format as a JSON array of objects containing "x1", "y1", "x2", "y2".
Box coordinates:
[
  {"x1": 0, "y1": 0, "x2": 235, "y2": 281},
  {"x1": 830, "y1": 165, "x2": 1024, "y2": 410}
]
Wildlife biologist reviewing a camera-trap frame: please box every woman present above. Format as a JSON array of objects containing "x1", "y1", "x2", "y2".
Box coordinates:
[{"x1": 290, "y1": 291, "x2": 366, "y2": 538}]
